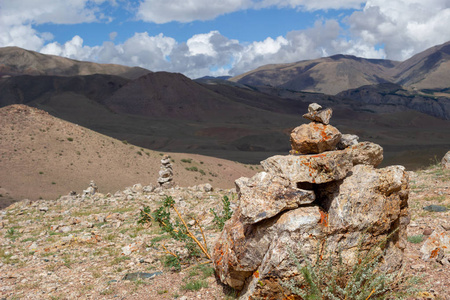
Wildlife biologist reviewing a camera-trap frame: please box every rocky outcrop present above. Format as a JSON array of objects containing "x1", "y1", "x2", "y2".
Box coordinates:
[{"x1": 213, "y1": 104, "x2": 409, "y2": 299}]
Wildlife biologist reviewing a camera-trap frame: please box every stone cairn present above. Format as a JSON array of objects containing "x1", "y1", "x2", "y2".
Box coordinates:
[
  {"x1": 157, "y1": 155, "x2": 174, "y2": 189},
  {"x1": 82, "y1": 180, "x2": 98, "y2": 196},
  {"x1": 212, "y1": 103, "x2": 410, "y2": 299}
]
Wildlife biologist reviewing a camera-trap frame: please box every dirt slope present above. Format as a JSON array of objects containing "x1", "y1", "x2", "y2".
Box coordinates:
[{"x1": 0, "y1": 105, "x2": 258, "y2": 207}]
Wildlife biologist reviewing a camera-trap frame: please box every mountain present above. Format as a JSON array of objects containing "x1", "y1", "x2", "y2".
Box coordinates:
[
  {"x1": 0, "y1": 46, "x2": 151, "y2": 79},
  {"x1": 394, "y1": 41, "x2": 450, "y2": 91},
  {"x1": 0, "y1": 47, "x2": 449, "y2": 171},
  {"x1": 0, "y1": 104, "x2": 258, "y2": 207},
  {"x1": 230, "y1": 55, "x2": 399, "y2": 95},
  {"x1": 230, "y1": 41, "x2": 450, "y2": 96}
]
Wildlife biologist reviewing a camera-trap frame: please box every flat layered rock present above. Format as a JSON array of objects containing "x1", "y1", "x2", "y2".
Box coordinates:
[
  {"x1": 235, "y1": 172, "x2": 315, "y2": 224},
  {"x1": 261, "y1": 151, "x2": 353, "y2": 184}
]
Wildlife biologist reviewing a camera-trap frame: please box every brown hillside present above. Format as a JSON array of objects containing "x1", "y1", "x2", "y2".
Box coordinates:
[
  {"x1": 394, "y1": 41, "x2": 450, "y2": 90},
  {"x1": 0, "y1": 47, "x2": 151, "y2": 79},
  {"x1": 230, "y1": 55, "x2": 398, "y2": 95},
  {"x1": 0, "y1": 105, "x2": 258, "y2": 208}
]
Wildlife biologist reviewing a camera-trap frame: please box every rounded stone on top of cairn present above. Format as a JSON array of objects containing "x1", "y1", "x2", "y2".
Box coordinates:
[{"x1": 290, "y1": 103, "x2": 341, "y2": 155}]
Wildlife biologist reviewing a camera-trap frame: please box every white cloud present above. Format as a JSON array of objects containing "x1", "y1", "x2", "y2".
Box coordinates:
[
  {"x1": 137, "y1": 0, "x2": 252, "y2": 23},
  {"x1": 254, "y1": 0, "x2": 364, "y2": 11},
  {"x1": 2, "y1": 0, "x2": 450, "y2": 79},
  {"x1": 348, "y1": 0, "x2": 450, "y2": 60}
]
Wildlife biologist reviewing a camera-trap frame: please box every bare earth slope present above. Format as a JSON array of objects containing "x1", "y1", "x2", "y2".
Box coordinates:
[
  {"x1": 0, "y1": 105, "x2": 258, "y2": 207},
  {"x1": 0, "y1": 160, "x2": 448, "y2": 299},
  {"x1": 0, "y1": 47, "x2": 151, "y2": 80}
]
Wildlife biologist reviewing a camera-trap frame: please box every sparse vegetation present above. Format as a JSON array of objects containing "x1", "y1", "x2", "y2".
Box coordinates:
[
  {"x1": 210, "y1": 195, "x2": 233, "y2": 230},
  {"x1": 181, "y1": 158, "x2": 192, "y2": 163},
  {"x1": 407, "y1": 235, "x2": 424, "y2": 244},
  {"x1": 280, "y1": 232, "x2": 422, "y2": 300},
  {"x1": 67, "y1": 137, "x2": 73, "y2": 142}
]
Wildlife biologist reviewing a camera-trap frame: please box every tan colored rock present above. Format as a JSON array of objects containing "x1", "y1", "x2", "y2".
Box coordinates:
[
  {"x1": 235, "y1": 172, "x2": 315, "y2": 224},
  {"x1": 214, "y1": 161, "x2": 409, "y2": 299},
  {"x1": 442, "y1": 150, "x2": 450, "y2": 170},
  {"x1": 261, "y1": 151, "x2": 353, "y2": 184},
  {"x1": 290, "y1": 122, "x2": 341, "y2": 154},
  {"x1": 303, "y1": 107, "x2": 333, "y2": 125},
  {"x1": 420, "y1": 227, "x2": 450, "y2": 262},
  {"x1": 348, "y1": 141, "x2": 383, "y2": 167}
]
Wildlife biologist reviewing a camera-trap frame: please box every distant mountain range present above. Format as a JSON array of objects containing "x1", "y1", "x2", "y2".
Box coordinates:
[
  {"x1": 230, "y1": 41, "x2": 450, "y2": 96},
  {"x1": 1, "y1": 44, "x2": 449, "y2": 170}
]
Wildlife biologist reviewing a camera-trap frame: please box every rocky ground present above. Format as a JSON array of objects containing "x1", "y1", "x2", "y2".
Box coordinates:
[{"x1": 0, "y1": 164, "x2": 449, "y2": 300}]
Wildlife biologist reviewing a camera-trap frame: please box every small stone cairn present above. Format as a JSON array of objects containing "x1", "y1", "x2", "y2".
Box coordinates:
[
  {"x1": 157, "y1": 155, "x2": 174, "y2": 189},
  {"x1": 82, "y1": 180, "x2": 98, "y2": 196},
  {"x1": 213, "y1": 103, "x2": 410, "y2": 299}
]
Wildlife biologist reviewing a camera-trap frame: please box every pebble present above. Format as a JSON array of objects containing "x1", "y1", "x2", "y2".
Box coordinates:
[{"x1": 410, "y1": 264, "x2": 425, "y2": 271}]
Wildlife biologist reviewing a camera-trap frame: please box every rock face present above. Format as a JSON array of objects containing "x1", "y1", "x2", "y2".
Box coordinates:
[
  {"x1": 157, "y1": 155, "x2": 174, "y2": 188},
  {"x1": 212, "y1": 104, "x2": 409, "y2": 299}
]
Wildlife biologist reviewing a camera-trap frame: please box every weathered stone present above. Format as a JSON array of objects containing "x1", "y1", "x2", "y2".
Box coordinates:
[
  {"x1": 423, "y1": 205, "x2": 448, "y2": 212},
  {"x1": 336, "y1": 134, "x2": 359, "y2": 150},
  {"x1": 235, "y1": 172, "x2": 315, "y2": 224},
  {"x1": 442, "y1": 150, "x2": 450, "y2": 169},
  {"x1": 214, "y1": 163, "x2": 409, "y2": 299},
  {"x1": 420, "y1": 228, "x2": 450, "y2": 262},
  {"x1": 303, "y1": 107, "x2": 333, "y2": 125},
  {"x1": 348, "y1": 142, "x2": 383, "y2": 167},
  {"x1": 324, "y1": 165, "x2": 409, "y2": 253},
  {"x1": 261, "y1": 151, "x2": 353, "y2": 184},
  {"x1": 290, "y1": 122, "x2": 341, "y2": 154},
  {"x1": 308, "y1": 102, "x2": 322, "y2": 113}
]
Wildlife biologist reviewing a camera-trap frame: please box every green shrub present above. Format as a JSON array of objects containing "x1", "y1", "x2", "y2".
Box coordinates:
[
  {"x1": 210, "y1": 196, "x2": 233, "y2": 230},
  {"x1": 67, "y1": 137, "x2": 73, "y2": 141},
  {"x1": 181, "y1": 158, "x2": 192, "y2": 163},
  {"x1": 407, "y1": 235, "x2": 424, "y2": 244}
]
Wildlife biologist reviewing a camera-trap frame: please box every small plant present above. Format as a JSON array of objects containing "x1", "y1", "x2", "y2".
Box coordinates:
[
  {"x1": 210, "y1": 195, "x2": 233, "y2": 230},
  {"x1": 67, "y1": 137, "x2": 73, "y2": 142},
  {"x1": 137, "y1": 151, "x2": 142, "y2": 156},
  {"x1": 182, "y1": 279, "x2": 208, "y2": 291},
  {"x1": 163, "y1": 254, "x2": 181, "y2": 271},
  {"x1": 407, "y1": 234, "x2": 424, "y2": 244},
  {"x1": 280, "y1": 231, "x2": 422, "y2": 300},
  {"x1": 186, "y1": 166, "x2": 198, "y2": 172},
  {"x1": 139, "y1": 196, "x2": 211, "y2": 264},
  {"x1": 181, "y1": 158, "x2": 192, "y2": 163},
  {"x1": 199, "y1": 169, "x2": 206, "y2": 176},
  {"x1": 122, "y1": 140, "x2": 128, "y2": 145}
]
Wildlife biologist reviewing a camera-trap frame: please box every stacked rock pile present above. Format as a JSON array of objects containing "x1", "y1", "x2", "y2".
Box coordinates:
[
  {"x1": 213, "y1": 103, "x2": 410, "y2": 299},
  {"x1": 157, "y1": 155, "x2": 174, "y2": 189}
]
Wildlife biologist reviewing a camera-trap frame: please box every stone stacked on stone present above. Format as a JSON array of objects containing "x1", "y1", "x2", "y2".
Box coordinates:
[
  {"x1": 212, "y1": 103, "x2": 410, "y2": 299},
  {"x1": 290, "y1": 103, "x2": 341, "y2": 154},
  {"x1": 83, "y1": 180, "x2": 98, "y2": 196},
  {"x1": 157, "y1": 155, "x2": 174, "y2": 189}
]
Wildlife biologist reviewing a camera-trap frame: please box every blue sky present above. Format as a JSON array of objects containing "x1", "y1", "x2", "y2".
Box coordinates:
[{"x1": 1, "y1": 0, "x2": 450, "y2": 78}]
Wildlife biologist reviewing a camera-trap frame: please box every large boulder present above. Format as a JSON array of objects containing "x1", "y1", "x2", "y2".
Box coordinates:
[
  {"x1": 213, "y1": 164, "x2": 408, "y2": 300},
  {"x1": 290, "y1": 122, "x2": 341, "y2": 154}
]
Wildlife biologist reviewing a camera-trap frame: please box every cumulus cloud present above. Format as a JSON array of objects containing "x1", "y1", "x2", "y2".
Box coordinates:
[
  {"x1": 348, "y1": 0, "x2": 450, "y2": 60},
  {"x1": 2, "y1": 0, "x2": 450, "y2": 78},
  {"x1": 137, "y1": 0, "x2": 252, "y2": 23}
]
